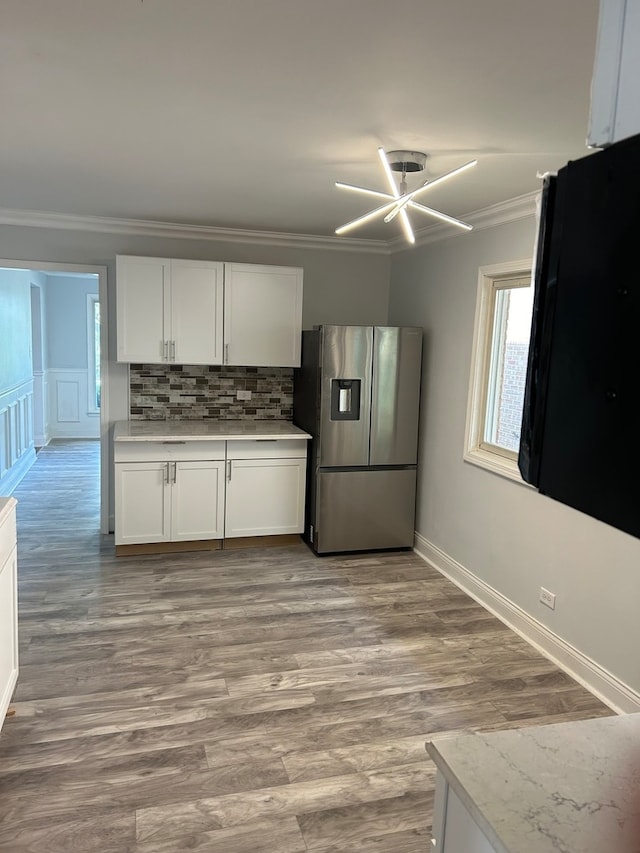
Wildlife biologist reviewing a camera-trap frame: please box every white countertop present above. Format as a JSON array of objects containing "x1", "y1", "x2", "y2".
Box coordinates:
[
  {"x1": 113, "y1": 419, "x2": 311, "y2": 442},
  {"x1": 427, "y1": 713, "x2": 640, "y2": 853},
  {"x1": 0, "y1": 497, "x2": 17, "y2": 525}
]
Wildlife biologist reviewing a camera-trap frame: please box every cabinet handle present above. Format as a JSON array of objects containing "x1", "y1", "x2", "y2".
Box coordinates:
[
  {"x1": 163, "y1": 340, "x2": 169, "y2": 361},
  {"x1": 165, "y1": 461, "x2": 170, "y2": 484},
  {"x1": 161, "y1": 441, "x2": 186, "y2": 445},
  {"x1": 172, "y1": 461, "x2": 177, "y2": 483},
  {"x1": 227, "y1": 460, "x2": 232, "y2": 482},
  {"x1": 225, "y1": 343, "x2": 229, "y2": 364},
  {"x1": 171, "y1": 340, "x2": 176, "y2": 362}
]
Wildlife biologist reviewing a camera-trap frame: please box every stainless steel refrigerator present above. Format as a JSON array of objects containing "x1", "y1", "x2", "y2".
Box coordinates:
[{"x1": 293, "y1": 325, "x2": 422, "y2": 554}]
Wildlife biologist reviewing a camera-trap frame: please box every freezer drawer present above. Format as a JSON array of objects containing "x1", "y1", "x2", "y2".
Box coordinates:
[{"x1": 314, "y1": 468, "x2": 416, "y2": 553}]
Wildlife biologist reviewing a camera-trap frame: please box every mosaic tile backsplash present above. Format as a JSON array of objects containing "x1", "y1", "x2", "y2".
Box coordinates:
[{"x1": 129, "y1": 364, "x2": 293, "y2": 420}]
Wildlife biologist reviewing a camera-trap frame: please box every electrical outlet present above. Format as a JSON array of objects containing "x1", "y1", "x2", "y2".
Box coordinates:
[
  {"x1": 539, "y1": 587, "x2": 556, "y2": 610},
  {"x1": 236, "y1": 390, "x2": 252, "y2": 401}
]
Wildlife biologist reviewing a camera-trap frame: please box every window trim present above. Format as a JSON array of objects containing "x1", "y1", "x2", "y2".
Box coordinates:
[
  {"x1": 86, "y1": 293, "x2": 100, "y2": 415},
  {"x1": 464, "y1": 258, "x2": 533, "y2": 484}
]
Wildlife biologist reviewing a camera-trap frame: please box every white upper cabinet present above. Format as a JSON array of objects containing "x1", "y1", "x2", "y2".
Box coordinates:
[
  {"x1": 224, "y1": 263, "x2": 303, "y2": 367},
  {"x1": 588, "y1": 0, "x2": 640, "y2": 146},
  {"x1": 116, "y1": 256, "x2": 224, "y2": 364},
  {"x1": 171, "y1": 260, "x2": 224, "y2": 365},
  {"x1": 116, "y1": 256, "x2": 169, "y2": 363},
  {"x1": 117, "y1": 257, "x2": 303, "y2": 367}
]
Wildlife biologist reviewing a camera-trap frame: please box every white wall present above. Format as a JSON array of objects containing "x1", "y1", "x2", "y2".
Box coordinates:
[
  {"x1": 0, "y1": 224, "x2": 390, "y2": 526},
  {"x1": 388, "y1": 215, "x2": 640, "y2": 706}
]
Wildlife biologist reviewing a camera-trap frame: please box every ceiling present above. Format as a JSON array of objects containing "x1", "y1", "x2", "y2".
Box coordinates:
[{"x1": 0, "y1": 0, "x2": 600, "y2": 245}]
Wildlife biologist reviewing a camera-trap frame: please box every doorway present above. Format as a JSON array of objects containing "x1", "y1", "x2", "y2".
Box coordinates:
[{"x1": 0, "y1": 259, "x2": 109, "y2": 534}]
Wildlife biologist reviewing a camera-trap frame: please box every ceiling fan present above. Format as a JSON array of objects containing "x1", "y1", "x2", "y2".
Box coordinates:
[{"x1": 335, "y1": 147, "x2": 477, "y2": 244}]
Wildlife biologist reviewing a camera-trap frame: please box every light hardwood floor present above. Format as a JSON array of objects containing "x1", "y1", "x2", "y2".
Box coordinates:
[{"x1": 0, "y1": 440, "x2": 612, "y2": 852}]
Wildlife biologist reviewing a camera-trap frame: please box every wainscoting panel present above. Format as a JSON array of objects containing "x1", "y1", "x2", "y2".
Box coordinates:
[
  {"x1": 32, "y1": 370, "x2": 48, "y2": 447},
  {"x1": 0, "y1": 379, "x2": 35, "y2": 495},
  {"x1": 48, "y1": 369, "x2": 99, "y2": 439}
]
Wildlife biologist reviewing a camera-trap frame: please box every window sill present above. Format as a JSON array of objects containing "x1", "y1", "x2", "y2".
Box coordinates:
[{"x1": 463, "y1": 446, "x2": 533, "y2": 486}]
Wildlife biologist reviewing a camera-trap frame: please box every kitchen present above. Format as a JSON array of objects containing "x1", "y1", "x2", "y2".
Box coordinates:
[{"x1": 2, "y1": 0, "x2": 640, "y2": 850}]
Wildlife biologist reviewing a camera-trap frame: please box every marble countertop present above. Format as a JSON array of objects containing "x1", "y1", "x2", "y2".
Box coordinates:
[
  {"x1": 0, "y1": 497, "x2": 17, "y2": 525},
  {"x1": 113, "y1": 420, "x2": 311, "y2": 442},
  {"x1": 427, "y1": 713, "x2": 640, "y2": 853}
]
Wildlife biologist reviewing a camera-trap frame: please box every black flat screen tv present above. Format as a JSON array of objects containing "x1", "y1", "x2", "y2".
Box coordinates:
[{"x1": 518, "y1": 133, "x2": 640, "y2": 540}]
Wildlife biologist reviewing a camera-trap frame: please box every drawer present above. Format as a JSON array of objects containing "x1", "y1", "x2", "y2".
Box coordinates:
[
  {"x1": 114, "y1": 440, "x2": 226, "y2": 463},
  {"x1": 226, "y1": 439, "x2": 308, "y2": 460},
  {"x1": 0, "y1": 501, "x2": 17, "y2": 568}
]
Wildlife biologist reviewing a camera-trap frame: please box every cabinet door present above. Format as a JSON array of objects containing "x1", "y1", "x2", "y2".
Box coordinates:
[
  {"x1": 114, "y1": 462, "x2": 171, "y2": 544},
  {"x1": 116, "y1": 256, "x2": 169, "y2": 363},
  {"x1": 170, "y1": 260, "x2": 224, "y2": 365},
  {"x1": 171, "y1": 461, "x2": 225, "y2": 541},
  {"x1": 0, "y1": 546, "x2": 18, "y2": 728},
  {"x1": 440, "y1": 784, "x2": 497, "y2": 853},
  {"x1": 225, "y1": 457, "x2": 306, "y2": 537},
  {"x1": 224, "y1": 264, "x2": 303, "y2": 367}
]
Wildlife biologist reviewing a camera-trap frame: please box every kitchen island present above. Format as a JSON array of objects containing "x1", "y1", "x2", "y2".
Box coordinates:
[
  {"x1": 427, "y1": 712, "x2": 640, "y2": 853},
  {"x1": 113, "y1": 420, "x2": 311, "y2": 552}
]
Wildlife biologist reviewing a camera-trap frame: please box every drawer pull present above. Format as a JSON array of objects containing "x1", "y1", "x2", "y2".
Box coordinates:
[{"x1": 161, "y1": 441, "x2": 187, "y2": 444}]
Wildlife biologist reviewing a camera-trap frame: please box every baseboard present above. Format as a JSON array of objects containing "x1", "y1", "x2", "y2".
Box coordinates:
[
  {"x1": 414, "y1": 532, "x2": 640, "y2": 714},
  {"x1": 0, "y1": 448, "x2": 37, "y2": 496}
]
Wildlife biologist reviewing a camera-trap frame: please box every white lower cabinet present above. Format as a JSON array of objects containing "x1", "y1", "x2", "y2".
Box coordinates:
[
  {"x1": 0, "y1": 498, "x2": 18, "y2": 733},
  {"x1": 114, "y1": 442, "x2": 227, "y2": 546},
  {"x1": 114, "y1": 437, "x2": 307, "y2": 546},
  {"x1": 225, "y1": 457, "x2": 306, "y2": 537},
  {"x1": 432, "y1": 773, "x2": 497, "y2": 853}
]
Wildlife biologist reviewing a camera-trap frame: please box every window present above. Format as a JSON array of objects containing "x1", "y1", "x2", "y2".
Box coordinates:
[
  {"x1": 464, "y1": 259, "x2": 534, "y2": 482},
  {"x1": 87, "y1": 294, "x2": 100, "y2": 413}
]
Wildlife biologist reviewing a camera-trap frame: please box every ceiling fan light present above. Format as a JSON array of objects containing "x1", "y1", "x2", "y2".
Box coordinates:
[
  {"x1": 335, "y1": 181, "x2": 394, "y2": 201},
  {"x1": 398, "y1": 208, "x2": 415, "y2": 244},
  {"x1": 335, "y1": 199, "x2": 399, "y2": 235},
  {"x1": 377, "y1": 147, "x2": 400, "y2": 198},
  {"x1": 336, "y1": 148, "x2": 476, "y2": 243},
  {"x1": 408, "y1": 200, "x2": 473, "y2": 230}
]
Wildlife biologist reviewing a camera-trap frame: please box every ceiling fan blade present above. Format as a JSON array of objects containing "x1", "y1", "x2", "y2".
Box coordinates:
[
  {"x1": 335, "y1": 182, "x2": 395, "y2": 202},
  {"x1": 335, "y1": 199, "x2": 400, "y2": 235},
  {"x1": 408, "y1": 201, "x2": 473, "y2": 231}
]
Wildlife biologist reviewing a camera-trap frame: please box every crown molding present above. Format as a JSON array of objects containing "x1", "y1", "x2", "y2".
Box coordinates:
[
  {"x1": 388, "y1": 190, "x2": 539, "y2": 253},
  {"x1": 0, "y1": 207, "x2": 389, "y2": 255},
  {"x1": 0, "y1": 191, "x2": 537, "y2": 256}
]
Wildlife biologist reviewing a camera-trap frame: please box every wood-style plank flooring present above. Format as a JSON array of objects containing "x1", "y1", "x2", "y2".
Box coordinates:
[{"x1": 0, "y1": 440, "x2": 613, "y2": 852}]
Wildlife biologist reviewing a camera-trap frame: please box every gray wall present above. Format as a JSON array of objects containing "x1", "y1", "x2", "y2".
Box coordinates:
[
  {"x1": 45, "y1": 274, "x2": 98, "y2": 369},
  {"x1": 388, "y1": 216, "x2": 640, "y2": 697}
]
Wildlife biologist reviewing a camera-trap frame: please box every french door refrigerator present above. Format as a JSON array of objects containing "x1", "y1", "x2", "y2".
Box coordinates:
[{"x1": 293, "y1": 325, "x2": 422, "y2": 554}]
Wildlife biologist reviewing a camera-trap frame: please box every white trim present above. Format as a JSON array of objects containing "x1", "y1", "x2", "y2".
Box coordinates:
[
  {"x1": 0, "y1": 259, "x2": 109, "y2": 535},
  {"x1": 86, "y1": 293, "x2": 100, "y2": 415},
  {"x1": 464, "y1": 259, "x2": 532, "y2": 483},
  {"x1": 0, "y1": 207, "x2": 388, "y2": 255},
  {"x1": 413, "y1": 532, "x2": 640, "y2": 714},
  {"x1": 0, "y1": 192, "x2": 537, "y2": 255},
  {"x1": 390, "y1": 191, "x2": 538, "y2": 252}
]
